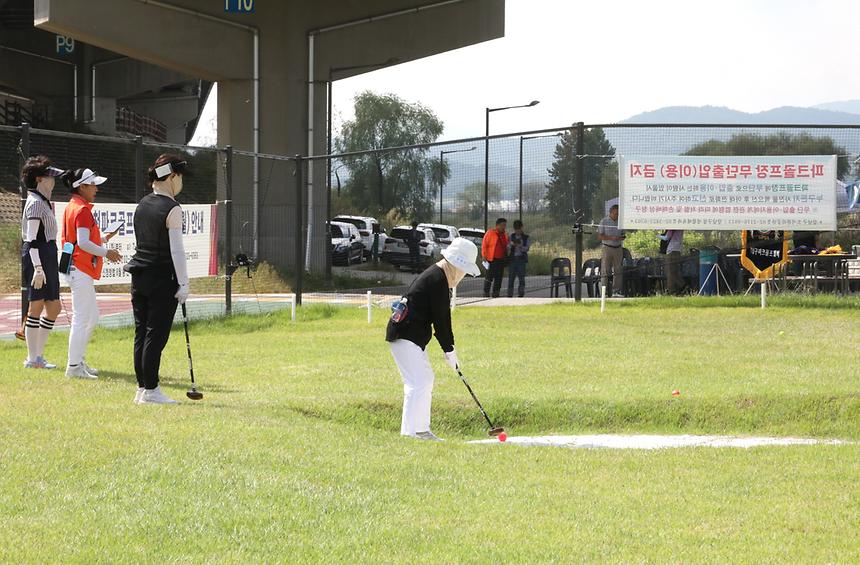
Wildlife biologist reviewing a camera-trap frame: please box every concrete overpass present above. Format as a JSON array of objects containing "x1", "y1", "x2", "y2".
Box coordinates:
[{"x1": 28, "y1": 0, "x2": 505, "y2": 272}]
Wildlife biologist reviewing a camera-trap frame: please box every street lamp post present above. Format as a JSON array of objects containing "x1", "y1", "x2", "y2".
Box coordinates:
[
  {"x1": 518, "y1": 132, "x2": 563, "y2": 221},
  {"x1": 484, "y1": 100, "x2": 539, "y2": 231},
  {"x1": 439, "y1": 146, "x2": 476, "y2": 224}
]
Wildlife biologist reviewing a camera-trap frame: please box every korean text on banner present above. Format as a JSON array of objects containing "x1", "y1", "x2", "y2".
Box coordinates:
[
  {"x1": 618, "y1": 155, "x2": 838, "y2": 231},
  {"x1": 54, "y1": 203, "x2": 217, "y2": 286}
]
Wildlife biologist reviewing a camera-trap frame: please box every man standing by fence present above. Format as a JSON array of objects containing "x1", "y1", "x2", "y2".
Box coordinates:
[
  {"x1": 663, "y1": 229, "x2": 685, "y2": 294},
  {"x1": 407, "y1": 221, "x2": 421, "y2": 274},
  {"x1": 598, "y1": 205, "x2": 625, "y2": 297},
  {"x1": 481, "y1": 217, "x2": 509, "y2": 298},
  {"x1": 507, "y1": 220, "x2": 530, "y2": 298}
]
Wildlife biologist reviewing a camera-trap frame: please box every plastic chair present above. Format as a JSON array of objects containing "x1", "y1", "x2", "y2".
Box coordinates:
[
  {"x1": 550, "y1": 257, "x2": 573, "y2": 298},
  {"x1": 581, "y1": 258, "x2": 601, "y2": 298}
]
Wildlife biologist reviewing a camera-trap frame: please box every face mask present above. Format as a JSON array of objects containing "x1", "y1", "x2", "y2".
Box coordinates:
[
  {"x1": 37, "y1": 176, "x2": 55, "y2": 199},
  {"x1": 170, "y1": 174, "x2": 184, "y2": 197}
]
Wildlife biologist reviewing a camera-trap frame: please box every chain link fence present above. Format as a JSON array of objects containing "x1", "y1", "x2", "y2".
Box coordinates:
[
  {"x1": 2, "y1": 121, "x2": 860, "y2": 338},
  {"x1": 323, "y1": 123, "x2": 860, "y2": 299}
]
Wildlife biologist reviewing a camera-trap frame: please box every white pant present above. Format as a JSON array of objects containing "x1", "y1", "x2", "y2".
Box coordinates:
[
  {"x1": 67, "y1": 269, "x2": 99, "y2": 366},
  {"x1": 389, "y1": 339, "x2": 435, "y2": 436}
]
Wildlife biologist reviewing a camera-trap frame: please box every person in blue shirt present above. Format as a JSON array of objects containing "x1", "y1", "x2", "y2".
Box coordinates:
[{"x1": 507, "y1": 220, "x2": 531, "y2": 298}]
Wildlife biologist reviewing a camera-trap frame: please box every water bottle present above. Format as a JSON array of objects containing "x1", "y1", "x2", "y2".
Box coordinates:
[{"x1": 390, "y1": 297, "x2": 409, "y2": 323}]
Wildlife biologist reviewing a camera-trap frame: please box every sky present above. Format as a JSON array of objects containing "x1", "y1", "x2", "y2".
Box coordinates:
[
  {"x1": 193, "y1": 0, "x2": 860, "y2": 147},
  {"x1": 331, "y1": 0, "x2": 860, "y2": 142}
]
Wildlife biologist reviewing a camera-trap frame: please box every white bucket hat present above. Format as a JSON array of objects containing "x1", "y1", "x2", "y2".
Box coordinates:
[{"x1": 441, "y1": 237, "x2": 481, "y2": 277}]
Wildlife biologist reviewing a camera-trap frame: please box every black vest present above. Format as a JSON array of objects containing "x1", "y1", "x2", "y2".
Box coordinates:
[{"x1": 127, "y1": 193, "x2": 180, "y2": 271}]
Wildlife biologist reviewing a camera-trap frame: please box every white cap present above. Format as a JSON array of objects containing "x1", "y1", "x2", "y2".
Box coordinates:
[
  {"x1": 73, "y1": 168, "x2": 108, "y2": 188},
  {"x1": 441, "y1": 237, "x2": 481, "y2": 277}
]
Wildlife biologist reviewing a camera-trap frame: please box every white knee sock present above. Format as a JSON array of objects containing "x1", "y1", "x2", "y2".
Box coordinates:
[
  {"x1": 24, "y1": 315, "x2": 40, "y2": 362},
  {"x1": 36, "y1": 317, "x2": 55, "y2": 359}
]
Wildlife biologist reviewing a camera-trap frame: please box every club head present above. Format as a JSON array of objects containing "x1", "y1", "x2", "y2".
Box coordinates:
[
  {"x1": 488, "y1": 427, "x2": 505, "y2": 437},
  {"x1": 186, "y1": 389, "x2": 203, "y2": 401}
]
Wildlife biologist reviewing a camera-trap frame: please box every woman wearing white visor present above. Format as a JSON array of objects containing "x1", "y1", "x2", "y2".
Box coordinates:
[
  {"x1": 386, "y1": 237, "x2": 481, "y2": 440},
  {"x1": 61, "y1": 168, "x2": 123, "y2": 378}
]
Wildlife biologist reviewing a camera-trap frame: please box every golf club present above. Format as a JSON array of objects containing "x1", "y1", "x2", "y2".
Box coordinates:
[
  {"x1": 456, "y1": 368, "x2": 504, "y2": 437},
  {"x1": 181, "y1": 304, "x2": 203, "y2": 400}
]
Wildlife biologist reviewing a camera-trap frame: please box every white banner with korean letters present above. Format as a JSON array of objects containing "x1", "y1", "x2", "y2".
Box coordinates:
[
  {"x1": 54, "y1": 203, "x2": 218, "y2": 286},
  {"x1": 618, "y1": 155, "x2": 837, "y2": 231}
]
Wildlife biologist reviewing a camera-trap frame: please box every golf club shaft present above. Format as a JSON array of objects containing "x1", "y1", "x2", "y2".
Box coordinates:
[
  {"x1": 181, "y1": 303, "x2": 195, "y2": 385},
  {"x1": 457, "y1": 369, "x2": 496, "y2": 429}
]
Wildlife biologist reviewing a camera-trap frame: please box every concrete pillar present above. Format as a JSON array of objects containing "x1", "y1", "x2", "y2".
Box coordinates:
[{"x1": 35, "y1": 0, "x2": 505, "y2": 274}]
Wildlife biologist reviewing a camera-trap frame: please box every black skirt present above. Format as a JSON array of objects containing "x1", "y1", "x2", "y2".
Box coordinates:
[{"x1": 22, "y1": 241, "x2": 60, "y2": 301}]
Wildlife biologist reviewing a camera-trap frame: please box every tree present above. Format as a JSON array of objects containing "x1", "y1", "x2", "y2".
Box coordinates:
[
  {"x1": 521, "y1": 180, "x2": 547, "y2": 214},
  {"x1": 459, "y1": 181, "x2": 502, "y2": 221},
  {"x1": 685, "y1": 132, "x2": 850, "y2": 179},
  {"x1": 545, "y1": 126, "x2": 616, "y2": 224},
  {"x1": 335, "y1": 91, "x2": 446, "y2": 219}
]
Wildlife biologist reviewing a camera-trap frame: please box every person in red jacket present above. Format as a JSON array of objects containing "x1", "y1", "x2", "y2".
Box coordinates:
[{"x1": 481, "y1": 217, "x2": 509, "y2": 298}]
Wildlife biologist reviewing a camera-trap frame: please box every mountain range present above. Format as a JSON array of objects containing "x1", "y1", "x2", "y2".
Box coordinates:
[{"x1": 621, "y1": 101, "x2": 860, "y2": 125}]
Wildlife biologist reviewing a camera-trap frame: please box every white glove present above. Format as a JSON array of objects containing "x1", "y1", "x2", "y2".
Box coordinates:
[
  {"x1": 32, "y1": 266, "x2": 45, "y2": 290},
  {"x1": 444, "y1": 349, "x2": 459, "y2": 371},
  {"x1": 175, "y1": 283, "x2": 189, "y2": 304}
]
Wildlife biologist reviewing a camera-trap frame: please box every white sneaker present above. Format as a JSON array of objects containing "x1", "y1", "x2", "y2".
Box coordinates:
[
  {"x1": 133, "y1": 387, "x2": 145, "y2": 404},
  {"x1": 612, "y1": 293, "x2": 625, "y2": 298},
  {"x1": 81, "y1": 360, "x2": 99, "y2": 376},
  {"x1": 415, "y1": 431, "x2": 444, "y2": 442},
  {"x1": 37, "y1": 356, "x2": 58, "y2": 369},
  {"x1": 138, "y1": 386, "x2": 178, "y2": 405},
  {"x1": 66, "y1": 364, "x2": 97, "y2": 379}
]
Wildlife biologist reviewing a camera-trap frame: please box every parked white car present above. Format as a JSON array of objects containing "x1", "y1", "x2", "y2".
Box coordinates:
[
  {"x1": 417, "y1": 223, "x2": 460, "y2": 249},
  {"x1": 381, "y1": 225, "x2": 443, "y2": 271},
  {"x1": 332, "y1": 215, "x2": 387, "y2": 258},
  {"x1": 330, "y1": 221, "x2": 364, "y2": 266},
  {"x1": 458, "y1": 227, "x2": 485, "y2": 247}
]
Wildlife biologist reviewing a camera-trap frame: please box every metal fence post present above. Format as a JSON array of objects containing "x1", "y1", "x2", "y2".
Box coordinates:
[
  {"x1": 134, "y1": 135, "x2": 144, "y2": 202},
  {"x1": 19, "y1": 123, "x2": 30, "y2": 326},
  {"x1": 224, "y1": 145, "x2": 234, "y2": 316},
  {"x1": 574, "y1": 121, "x2": 584, "y2": 302},
  {"x1": 294, "y1": 155, "x2": 304, "y2": 306},
  {"x1": 518, "y1": 135, "x2": 523, "y2": 222}
]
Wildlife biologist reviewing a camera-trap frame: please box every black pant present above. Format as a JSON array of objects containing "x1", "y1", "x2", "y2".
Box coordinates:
[
  {"x1": 408, "y1": 246, "x2": 421, "y2": 273},
  {"x1": 484, "y1": 259, "x2": 506, "y2": 297},
  {"x1": 131, "y1": 269, "x2": 179, "y2": 390},
  {"x1": 507, "y1": 259, "x2": 527, "y2": 297}
]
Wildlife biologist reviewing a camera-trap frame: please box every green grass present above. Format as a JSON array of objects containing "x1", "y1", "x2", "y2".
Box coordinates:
[
  {"x1": 0, "y1": 224, "x2": 20, "y2": 293},
  {"x1": 1, "y1": 299, "x2": 860, "y2": 562}
]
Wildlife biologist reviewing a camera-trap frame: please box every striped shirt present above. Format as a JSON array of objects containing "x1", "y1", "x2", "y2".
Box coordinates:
[{"x1": 21, "y1": 190, "x2": 58, "y2": 243}]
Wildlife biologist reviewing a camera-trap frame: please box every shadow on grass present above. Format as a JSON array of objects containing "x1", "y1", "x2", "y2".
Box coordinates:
[
  {"x1": 100, "y1": 370, "x2": 241, "y2": 395},
  {"x1": 279, "y1": 393, "x2": 860, "y2": 439}
]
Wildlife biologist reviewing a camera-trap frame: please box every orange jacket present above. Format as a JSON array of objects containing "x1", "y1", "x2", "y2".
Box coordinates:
[
  {"x1": 482, "y1": 228, "x2": 509, "y2": 261},
  {"x1": 62, "y1": 195, "x2": 104, "y2": 280}
]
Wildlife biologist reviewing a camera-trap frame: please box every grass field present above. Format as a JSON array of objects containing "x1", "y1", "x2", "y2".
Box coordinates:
[{"x1": 1, "y1": 298, "x2": 859, "y2": 562}]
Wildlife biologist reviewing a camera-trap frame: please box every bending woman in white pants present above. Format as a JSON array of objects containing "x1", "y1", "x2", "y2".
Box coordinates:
[
  {"x1": 385, "y1": 237, "x2": 481, "y2": 440},
  {"x1": 61, "y1": 168, "x2": 122, "y2": 378}
]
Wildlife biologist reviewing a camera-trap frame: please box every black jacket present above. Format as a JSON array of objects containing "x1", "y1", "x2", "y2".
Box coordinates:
[{"x1": 385, "y1": 265, "x2": 454, "y2": 352}]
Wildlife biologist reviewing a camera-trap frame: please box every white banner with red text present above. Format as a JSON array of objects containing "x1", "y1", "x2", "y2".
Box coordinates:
[
  {"x1": 618, "y1": 155, "x2": 837, "y2": 231},
  {"x1": 54, "y1": 202, "x2": 218, "y2": 286}
]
